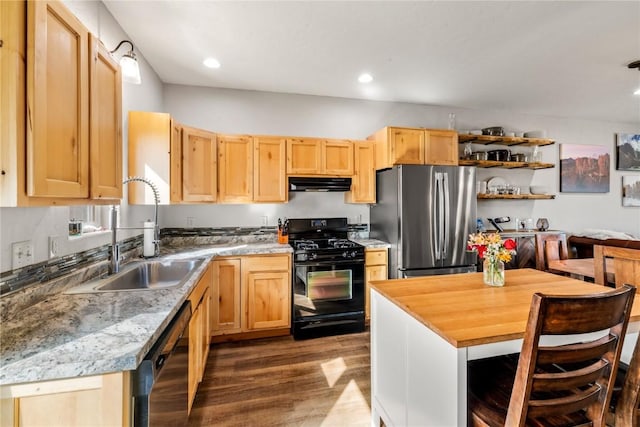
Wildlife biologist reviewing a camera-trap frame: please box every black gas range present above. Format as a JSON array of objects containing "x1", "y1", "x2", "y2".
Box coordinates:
[{"x1": 288, "y1": 218, "x2": 365, "y2": 340}]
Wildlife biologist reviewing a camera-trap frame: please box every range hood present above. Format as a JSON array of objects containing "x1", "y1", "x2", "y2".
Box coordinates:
[{"x1": 288, "y1": 177, "x2": 352, "y2": 192}]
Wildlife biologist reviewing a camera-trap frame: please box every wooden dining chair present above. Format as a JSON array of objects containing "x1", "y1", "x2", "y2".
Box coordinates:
[
  {"x1": 468, "y1": 284, "x2": 636, "y2": 427},
  {"x1": 608, "y1": 336, "x2": 640, "y2": 426},
  {"x1": 594, "y1": 245, "x2": 640, "y2": 288},
  {"x1": 534, "y1": 233, "x2": 569, "y2": 272}
]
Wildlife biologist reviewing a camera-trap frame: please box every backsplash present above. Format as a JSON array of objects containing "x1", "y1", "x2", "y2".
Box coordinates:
[
  {"x1": 0, "y1": 224, "x2": 369, "y2": 322},
  {"x1": 0, "y1": 236, "x2": 142, "y2": 296}
]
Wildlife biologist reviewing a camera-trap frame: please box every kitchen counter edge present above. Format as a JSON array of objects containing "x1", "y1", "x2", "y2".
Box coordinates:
[{"x1": 0, "y1": 243, "x2": 292, "y2": 386}]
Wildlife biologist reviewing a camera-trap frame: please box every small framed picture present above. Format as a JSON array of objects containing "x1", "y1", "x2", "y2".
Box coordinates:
[
  {"x1": 622, "y1": 175, "x2": 640, "y2": 207},
  {"x1": 559, "y1": 144, "x2": 610, "y2": 193},
  {"x1": 616, "y1": 133, "x2": 640, "y2": 171}
]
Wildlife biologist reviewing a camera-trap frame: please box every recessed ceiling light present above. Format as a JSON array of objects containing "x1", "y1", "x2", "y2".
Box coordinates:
[
  {"x1": 358, "y1": 73, "x2": 373, "y2": 84},
  {"x1": 203, "y1": 57, "x2": 221, "y2": 69}
]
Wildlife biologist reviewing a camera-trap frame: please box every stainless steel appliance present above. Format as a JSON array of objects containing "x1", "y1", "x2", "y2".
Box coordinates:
[
  {"x1": 370, "y1": 165, "x2": 477, "y2": 278},
  {"x1": 289, "y1": 218, "x2": 365, "y2": 340},
  {"x1": 133, "y1": 300, "x2": 191, "y2": 427}
]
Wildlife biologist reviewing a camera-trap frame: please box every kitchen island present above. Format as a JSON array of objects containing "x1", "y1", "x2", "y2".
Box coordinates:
[{"x1": 369, "y1": 269, "x2": 640, "y2": 427}]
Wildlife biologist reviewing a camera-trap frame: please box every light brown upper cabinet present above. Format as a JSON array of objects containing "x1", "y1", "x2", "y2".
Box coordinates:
[
  {"x1": 1, "y1": 0, "x2": 28, "y2": 206},
  {"x1": 323, "y1": 139, "x2": 354, "y2": 175},
  {"x1": 128, "y1": 111, "x2": 176, "y2": 204},
  {"x1": 370, "y1": 126, "x2": 458, "y2": 170},
  {"x1": 424, "y1": 129, "x2": 458, "y2": 166},
  {"x1": 130, "y1": 113, "x2": 218, "y2": 204},
  {"x1": 253, "y1": 136, "x2": 287, "y2": 203},
  {"x1": 89, "y1": 35, "x2": 122, "y2": 200},
  {"x1": 1, "y1": 0, "x2": 122, "y2": 206},
  {"x1": 27, "y1": 0, "x2": 90, "y2": 199},
  {"x1": 181, "y1": 126, "x2": 217, "y2": 203},
  {"x1": 287, "y1": 138, "x2": 353, "y2": 176},
  {"x1": 345, "y1": 141, "x2": 376, "y2": 204},
  {"x1": 218, "y1": 134, "x2": 253, "y2": 203}
]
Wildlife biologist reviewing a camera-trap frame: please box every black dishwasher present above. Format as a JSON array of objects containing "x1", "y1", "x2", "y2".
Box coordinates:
[{"x1": 133, "y1": 300, "x2": 192, "y2": 427}]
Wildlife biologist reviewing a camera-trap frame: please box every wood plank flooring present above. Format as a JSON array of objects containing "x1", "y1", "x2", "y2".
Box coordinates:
[{"x1": 188, "y1": 331, "x2": 371, "y2": 427}]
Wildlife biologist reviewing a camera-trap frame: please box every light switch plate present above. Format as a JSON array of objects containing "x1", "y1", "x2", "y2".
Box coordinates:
[{"x1": 12, "y1": 240, "x2": 34, "y2": 269}]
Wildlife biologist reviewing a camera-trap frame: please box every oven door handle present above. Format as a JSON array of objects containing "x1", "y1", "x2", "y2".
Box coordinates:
[{"x1": 295, "y1": 259, "x2": 364, "y2": 267}]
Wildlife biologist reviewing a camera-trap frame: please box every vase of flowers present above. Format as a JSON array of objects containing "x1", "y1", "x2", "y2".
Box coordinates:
[{"x1": 467, "y1": 232, "x2": 517, "y2": 287}]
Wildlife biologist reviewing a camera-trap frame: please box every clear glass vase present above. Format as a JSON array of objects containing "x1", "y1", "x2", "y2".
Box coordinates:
[{"x1": 483, "y1": 258, "x2": 505, "y2": 287}]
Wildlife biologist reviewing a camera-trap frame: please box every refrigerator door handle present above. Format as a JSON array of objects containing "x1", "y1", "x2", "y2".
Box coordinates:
[
  {"x1": 442, "y1": 172, "x2": 450, "y2": 259},
  {"x1": 433, "y1": 173, "x2": 441, "y2": 260},
  {"x1": 436, "y1": 172, "x2": 446, "y2": 261}
]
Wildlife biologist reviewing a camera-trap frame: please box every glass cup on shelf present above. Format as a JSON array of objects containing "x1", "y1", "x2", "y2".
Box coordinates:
[
  {"x1": 531, "y1": 145, "x2": 542, "y2": 163},
  {"x1": 524, "y1": 218, "x2": 535, "y2": 231},
  {"x1": 463, "y1": 142, "x2": 473, "y2": 159},
  {"x1": 513, "y1": 217, "x2": 522, "y2": 232}
]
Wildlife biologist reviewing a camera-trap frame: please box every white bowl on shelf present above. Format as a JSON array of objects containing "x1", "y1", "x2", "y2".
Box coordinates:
[
  {"x1": 523, "y1": 130, "x2": 546, "y2": 139},
  {"x1": 529, "y1": 185, "x2": 550, "y2": 195}
]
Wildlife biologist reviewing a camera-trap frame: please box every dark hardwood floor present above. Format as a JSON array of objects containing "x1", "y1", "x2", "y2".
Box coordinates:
[{"x1": 188, "y1": 331, "x2": 371, "y2": 426}]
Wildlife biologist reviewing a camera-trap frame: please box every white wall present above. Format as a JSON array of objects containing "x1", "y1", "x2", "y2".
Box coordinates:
[
  {"x1": 164, "y1": 84, "x2": 640, "y2": 236},
  {"x1": 1, "y1": 3, "x2": 638, "y2": 274},
  {"x1": 0, "y1": 1, "x2": 164, "y2": 273}
]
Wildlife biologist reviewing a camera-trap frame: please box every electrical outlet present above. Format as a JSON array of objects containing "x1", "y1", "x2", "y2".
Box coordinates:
[
  {"x1": 261, "y1": 216, "x2": 268, "y2": 226},
  {"x1": 12, "y1": 240, "x2": 34, "y2": 269},
  {"x1": 49, "y1": 236, "x2": 61, "y2": 258},
  {"x1": 186, "y1": 217, "x2": 195, "y2": 227}
]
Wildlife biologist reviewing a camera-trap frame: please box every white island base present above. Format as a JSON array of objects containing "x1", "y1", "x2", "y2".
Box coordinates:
[{"x1": 370, "y1": 288, "x2": 639, "y2": 427}]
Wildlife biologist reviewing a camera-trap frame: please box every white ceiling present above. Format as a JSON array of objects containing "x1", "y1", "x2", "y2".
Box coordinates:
[{"x1": 103, "y1": 1, "x2": 640, "y2": 124}]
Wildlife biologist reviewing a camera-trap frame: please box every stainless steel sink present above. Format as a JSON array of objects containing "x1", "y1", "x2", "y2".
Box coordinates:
[{"x1": 66, "y1": 259, "x2": 204, "y2": 293}]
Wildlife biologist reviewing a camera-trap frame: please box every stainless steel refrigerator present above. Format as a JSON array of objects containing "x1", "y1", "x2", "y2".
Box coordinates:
[{"x1": 370, "y1": 165, "x2": 477, "y2": 278}]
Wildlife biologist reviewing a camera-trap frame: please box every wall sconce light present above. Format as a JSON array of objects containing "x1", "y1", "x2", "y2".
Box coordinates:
[
  {"x1": 629, "y1": 60, "x2": 640, "y2": 95},
  {"x1": 111, "y1": 40, "x2": 141, "y2": 85}
]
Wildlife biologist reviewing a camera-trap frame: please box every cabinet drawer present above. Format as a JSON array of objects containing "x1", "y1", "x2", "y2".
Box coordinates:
[
  {"x1": 243, "y1": 255, "x2": 291, "y2": 272},
  {"x1": 365, "y1": 249, "x2": 388, "y2": 266}
]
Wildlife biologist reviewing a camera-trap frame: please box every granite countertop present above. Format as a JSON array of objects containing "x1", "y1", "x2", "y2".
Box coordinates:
[
  {"x1": 353, "y1": 238, "x2": 390, "y2": 249},
  {"x1": 0, "y1": 242, "x2": 292, "y2": 386}
]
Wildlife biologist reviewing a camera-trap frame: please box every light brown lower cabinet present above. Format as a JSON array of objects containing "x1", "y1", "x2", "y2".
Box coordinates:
[
  {"x1": 0, "y1": 372, "x2": 130, "y2": 427},
  {"x1": 365, "y1": 248, "x2": 388, "y2": 320},
  {"x1": 187, "y1": 262, "x2": 212, "y2": 413},
  {"x1": 211, "y1": 254, "x2": 291, "y2": 338}
]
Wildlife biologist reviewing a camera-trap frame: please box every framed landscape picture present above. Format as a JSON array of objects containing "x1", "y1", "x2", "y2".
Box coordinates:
[
  {"x1": 622, "y1": 175, "x2": 640, "y2": 207},
  {"x1": 616, "y1": 133, "x2": 640, "y2": 171},
  {"x1": 559, "y1": 144, "x2": 610, "y2": 193}
]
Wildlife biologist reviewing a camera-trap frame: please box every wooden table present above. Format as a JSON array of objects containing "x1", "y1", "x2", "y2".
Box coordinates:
[
  {"x1": 369, "y1": 269, "x2": 640, "y2": 427},
  {"x1": 548, "y1": 257, "x2": 615, "y2": 282}
]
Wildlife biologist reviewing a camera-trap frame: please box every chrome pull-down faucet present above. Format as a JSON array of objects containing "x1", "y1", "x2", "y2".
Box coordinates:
[{"x1": 110, "y1": 176, "x2": 161, "y2": 274}]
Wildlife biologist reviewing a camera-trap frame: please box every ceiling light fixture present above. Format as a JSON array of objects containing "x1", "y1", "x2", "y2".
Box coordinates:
[
  {"x1": 358, "y1": 73, "x2": 373, "y2": 84},
  {"x1": 110, "y1": 40, "x2": 141, "y2": 84},
  {"x1": 628, "y1": 60, "x2": 640, "y2": 95},
  {"x1": 203, "y1": 57, "x2": 221, "y2": 69}
]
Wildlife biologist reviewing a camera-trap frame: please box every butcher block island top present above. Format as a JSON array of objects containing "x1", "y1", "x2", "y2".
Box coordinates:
[{"x1": 370, "y1": 268, "x2": 640, "y2": 348}]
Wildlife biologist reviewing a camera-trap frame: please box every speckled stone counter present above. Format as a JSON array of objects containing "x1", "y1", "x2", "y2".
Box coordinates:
[
  {"x1": 0, "y1": 242, "x2": 292, "y2": 386},
  {"x1": 352, "y1": 238, "x2": 391, "y2": 249}
]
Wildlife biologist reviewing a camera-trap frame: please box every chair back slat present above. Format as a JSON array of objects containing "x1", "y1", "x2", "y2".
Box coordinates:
[
  {"x1": 532, "y1": 359, "x2": 608, "y2": 391},
  {"x1": 527, "y1": 383, "x2": 601, "y2": 418},
  {"x1": 535, "y1": 233, "x2": 569, "y2": 271},
  {"x1": 540, "y1": 290, "x2": 635, "y2": 334},
  {"x1": 536, "y1": 335, "x2": 616, "y2": 365},
  {"x1": 505, "y1": 285, "x2": 635, "y2": 427}
]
